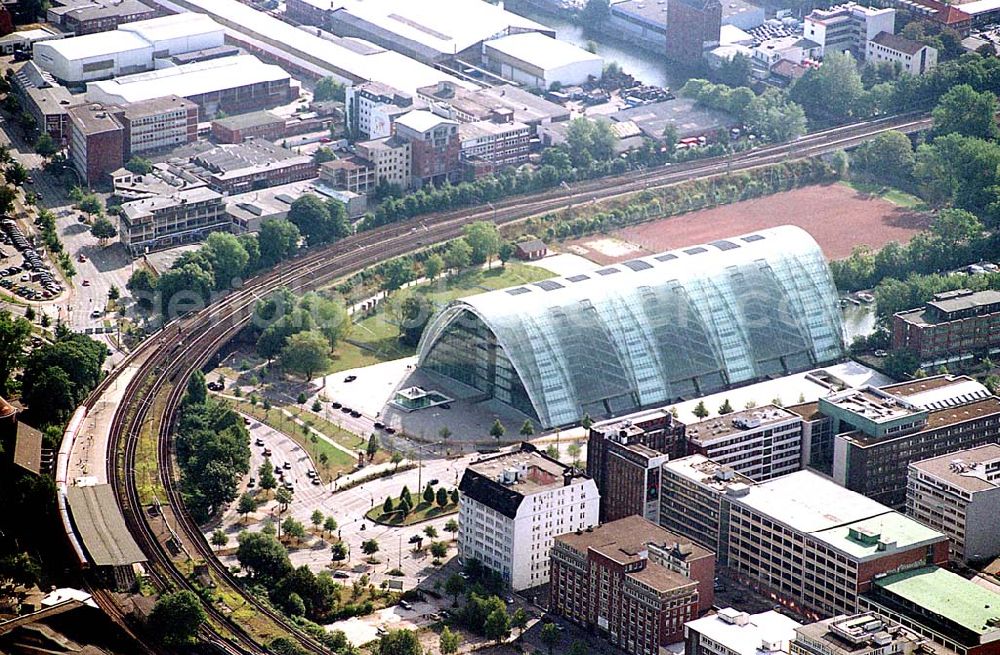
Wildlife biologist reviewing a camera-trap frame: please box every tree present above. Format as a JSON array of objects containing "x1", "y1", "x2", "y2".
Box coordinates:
[
  {"x1": 324, "y1": 516, "x2": 337, "y2": 535},
  {"x1": 440, "y1": 626, "x2": 460, "y2": 654},
  {"x1": 716, "y1": 52, "x2": 752, "y2": 87},
  {"x1": 204, "y1": 232, "x2": 250, "y2": 290},
  {"x1": 464, "y1": 221, "x2": 500, "y2": 266},
  {"x1": 450, "y1": 489, "x2": 459, "y2": 504},
  {"x1": 367, "y1": 433, "x2": 380, "y2": 460},
  {"x1": 569, "y1": 641, "x2": 588, "y2": 655},
  {"x1": 445, "y1": 573, "x2": 466, "y2": 604},
  {"x1": 238, "y1": 492, "x2": 256, "y2": 521},
  {"x1": 581, "y1": 413, "x2": 593, "y2": 430},
  {"x1": 148, "y1": 590, "x2": 206, "y2": 647},
  {"x1": 445, "y1": 518, "x2": 459, "y2": 539},
  {"x1": 90, "y1": 217, "x2": 117, "y2": 246},
  {"x1": 540, "y1": 623, "x2": 560, "y2": 655},
  {"x1": 282, "y1": 517, "x2": 307, "y2": 542},
  {"x1": 311, "y1": 509, "x2": 324, "y2": 530},
  {"x1": 34, "y1": 132, "x2": 57, "y2": 157},
  {"x1": 789, "y1": 51, "x2": 864, "y2": 123},
  {"x1": 288, "y1": 194, "x2": 348, "y2": 246},
  {"x1": 443, "y1": 237, "x2": 472, "y2": 272},
  {"x1": 259, "y1": 460, "x2": 277, "y2": 493},
  {"x1": 581, "y1": 0, "x2": 610, "y2": 26},
  {"x1": 932, "y1": 83, "x2": 999, "y2": 140},
  {"x1": 259, "y1": 218, "x2": 300, "y2": 267},
  {"x1": 281, "y1": 330, "x2": 330, "y2": 380},
  {"x1": 394, "y1": 292, "x2": 432, "y2": 347},
  {"x1": 0, "y1": 310, "x2": 31, "y2": 394},
  {"x1": 512, "y1": 607, "x2": 528, "y2": 640},
  {"x1": 330, "y1": 542, "x2": 347, "y2": 561},
  {"x1": 313, "y1": 147, "x2": 335, "y2": 165},
  {"x1": 436, "y1": 486, "x2": 449, "y2": 507},
  {"x1": 276, "y1": 486, "x2": 293, "y2": 512},
  {"x1": 0, "y1": 184, "x2": 14, "y2": 216},
  {"x1": 377, "y1": 629, "x2": 421, "y2": 655},
  {"x1": 382, "y1": 496, "x2": 394, "y2": 515},
  {"x1": 851, "y1": 130, "x2": 915, "y2": 187},
  {"x1": 108, "y1": 285, "x2": 120, "y2": 302},
  {"x1": 567, "y1": 443, "x2": 582, "y2": 467},
  {"x1": 498, "y1": 242, "x2": 515, "y2": 267},
  {"x1": 399, "y1": 485, "x2": 413, "y2": 506},
  {"x1": 5, "y1": 161, "x2": 26, "y2": 186},
  {"x1": 429, "y1": 541, "x2": 448, "y2": 559},
  {"x1": 884, "y1": 349, "x2": 920, "y2": 380},
  {"x1": 439, "y1": 426, "x2": 452, "y2": 442},
  {"x1": 490, "y1": 419, "x2": 505, "y2": 443},
  {"x1": 361, "y1": 538, "x2": 380, "y2": 559},
  {"x1": 127, "y1": 268, "x2": 157, "y2": 310},
  {"x1": 519, "y1": 420, "x2": 534, "y2": 437},
  {"x1": 381, "y1": 257, "x2": 414, "y2": 293},
  {"x1": 484, "y1": 607, "x2": 511, "y2": 645},
  {"x1": 314, "y1": 77, "x2": 345, "y2": 102},
  {"x1": 78, "y1": 194, "x2": 103, "y2": 216},
  {"x1": 424, "y1": 525, "x2": 438, "y2": 539},
  {"x1": 424, "y1": 253, "x2": 444, "y2": 280},
  {"x1": 718, "y1": 398, "x2": 734, "y2": 415},
  {"x1": 423, "y1": 484, "x2": 435, "y2": 505},
  {"x1": 211, "y1": 529, "x2": 229, "y2": 549},
  {"x1": 693, "y1": 400, "x2": 709, "y2": 419},
  {"x1": 565, "y1": 117, "x2": 615, "y2": 167},
  {"x1": 125, "y1": 156, "x2": 153, "y2": 175}
]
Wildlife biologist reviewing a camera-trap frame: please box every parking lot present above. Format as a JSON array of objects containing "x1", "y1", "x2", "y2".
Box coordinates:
[{"x1": 0, "y1": 217, "x2": 64, "y2": 301}]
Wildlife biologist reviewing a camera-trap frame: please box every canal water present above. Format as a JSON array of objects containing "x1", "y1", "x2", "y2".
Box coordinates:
[
  {"x1": 841, "y1": 302, "x2": 877, "y2": 343},
  {"x1": 505, "y1": 3, "x2": 683, "y2": 89}
]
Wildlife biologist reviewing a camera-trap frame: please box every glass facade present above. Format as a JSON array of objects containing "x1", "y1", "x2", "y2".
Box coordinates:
[{"x1": 418, "y1": 226, "x2": 846, "y2": 428}]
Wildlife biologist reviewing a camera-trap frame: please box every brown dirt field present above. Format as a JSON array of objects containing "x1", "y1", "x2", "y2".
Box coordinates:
[{"x1": 563, "y1": 183, "x2": 932, "y2": 264}]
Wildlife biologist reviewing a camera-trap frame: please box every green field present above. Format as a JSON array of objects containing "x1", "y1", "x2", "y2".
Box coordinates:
[
  {"x1": 842, "y1": 181, "x2": 926, "y2": 210},
  {"x1": 335, "y1": 262, "x2": 552, "y2": 370}
]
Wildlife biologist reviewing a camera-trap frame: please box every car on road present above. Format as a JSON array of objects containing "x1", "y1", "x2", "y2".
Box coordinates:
[
  {"x1": 263, "y1": 448, "x2": 272, "y2": 457},
  {"x1": 340, "y1": 406, "x2": 352, "y2": 413},
  {"x1": 333, "y1": 571, "x2": 350, "y2": 579},
  {"x1": 90, "y1": 309, "x2": 102, "y2": 318},
  {"x1": 399, "y1": 600, "x2": 412, "y2": 610},
  {"x1": 344, "y1": 375, "x2": 357, "y2": 382},
  {"x1": 283, "y1": 481, "x2": 293, "y2": 490},
  {"x1": 77, "y1": 254, "x2": 86, "y2": 262},
  {"x1": 282, "y1": 461, "x2": 291, "y2": 470},
  {"x1": 374, "y1": 422, "x2": 384, "y2": 429},
  {"x1": 311, "y1": 478, "x2": 321, "y2": 485},
  {"x1": 428, "y1": 479, "x2": 439, "y2": 485},
  {"x1": 349, "y1": 410, "x2": 361, "y2": 418},
  {"x1": 331, "y1": 402, "x2": 342, "y2": 409},
  {"x1": 255, "y1": 438, "x2": 265, "y2": 446},
  {"x1": 82, "y1": 280, "x2": 90, "y2": 286}
]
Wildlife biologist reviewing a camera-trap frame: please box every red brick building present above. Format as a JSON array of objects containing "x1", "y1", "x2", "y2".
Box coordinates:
[
  {"x1": 665, "y1": 0, "x2": 722, "y2": 65},
  {"x1": 586, "y1": 409, "x2": 685, "y2": 523},
  {"x1": 393, "y1": 110, "x2": 460, "y2": 188},
  {"x1": 67, "y1": 103, "x2": 123, "y2": 186},
  {"x1": 550, "y1": 516, "x2": 714, "y2": 652},
  {"x1": 211, "y1": 110, "x2": 286, "y2": 144},
  {"x1": 892, "y1": 289, "x2": 1000, "y2": 365}
]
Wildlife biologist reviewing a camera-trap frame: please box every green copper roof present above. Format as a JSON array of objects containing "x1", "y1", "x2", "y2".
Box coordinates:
[{"x1": 875, "y1": 566, "x2": 1000, "y2": 635}]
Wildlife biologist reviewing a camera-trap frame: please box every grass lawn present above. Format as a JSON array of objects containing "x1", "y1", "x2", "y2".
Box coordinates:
[
  {"x1": 365, "y1": 498, "x2": 459, "y2": 527},
  {"x1": 221, "y1": 397, "x2": 357, "y2": 481},
  {"x1": 842, "y1": 181, "x2": 926, "y2": 210},
  {"x1": 338, "y1": 263, "x2": 552, "y2": 369}
]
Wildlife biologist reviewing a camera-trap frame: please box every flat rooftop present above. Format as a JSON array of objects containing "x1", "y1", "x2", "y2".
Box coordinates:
[
  {"x1": 193, "y1": 138, "x2": 306, "y2": 175},
  {"x1": 811, "y1": 512, "x2": 945, "y2": 560},
  {"x1": 67, "y1": 103, "x2": 121, "y2": 135},
  {"x1": 458, "y1": 119, "x2": 529, "y2": 141},
  {"x1": 663, "y1": 454, "x2": 756, "y2": 494},
  {"x1": 873, "y1": 566, "x2": 1000, "y2": 637},
  {"x1": 212, "y1": 110, "x2": 284, "y2": 130},
  {"x1": 117, "y1": 11, "x2": 223, "y2": 44},
  {"x1": 556, "y1": 514, "x2": 711, "y2": 563},
  {"x1": 66, "y1": 484, "x2": 146, "y2": 567},
  {"x1": 610, "y1": 97, "x2": 736, "y2": 140},
  {"x1": 821, "y1": 387, "x2": 923, "y2": 424},
  {"x1": 684, "y1": 405, "x2": 797, "y2": 445},
  {"x1": 611, "y1": 0, "x2": 668, "y2": 29},
  {"x1": 910, "y1": 443, "x2": 1000, "y2": 494},
  {"x1": 794, "y1": 613, "x2": 921, "y2": 655},
  {"x1": 119, "y1": 94, "x2": 197, "y2": 120},
  {"x1": 467, "y1": 446, "x2": 578, "y2": 496},
  {"x1": 484, "y1": 32, "x2": 602, "y2": 71},
  {"x1": 841, "y1": 397, "x2": 1000, "y2": 447},
  {"x1": 686, "y1": 609, "x2": 801, "y2": 654},
  {"x1": 896, "y1": 289, "x2": 1000, "y2": 325},
  {"x1": 36, "y1": 29, "x2": 151, "y2": 60}
]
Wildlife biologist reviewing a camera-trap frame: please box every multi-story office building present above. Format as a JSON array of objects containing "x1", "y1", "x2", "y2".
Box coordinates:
[
  {"x1": 189, "y1": 138, "x2": 316, "y2": 194},
  {"x1": 906, "y1": 443, "x2": 1000, "y2": 562},
  {"x1": 660, "y1": 458, "x2": 949, "y2": 617},
  {"x1": 47, "y1": 0, "x2": 155, "y2": 35},
  {"x1": 860, "y1": 566, "x2": 1000, "y2": 655},
  {"x1": 319, "y1": 157, "x2": 376, "y2": 196},
  {"x1": 116, "y1": 95, "x2": 198, "y2": 156},
  {"x1": 892, "y1": 289, "x2": 1000, "y2": 365},
  {"x1": 682, "y1": 405, "x2": 803, "y2": 482},
  {"x1": 356, "y1": 135, "x2": 411, "y2": 190},
  {"x1": 345, "y1": 81, "x2": 417, "y2": 140},
  {"x1": 550, "y1": 516, "x2": 713, "y2": 651},
  {"x1": 587, "y1": 409, "x2": 685, "y2": 523},
  {"x1": 459, "y1": 117, "x2": 531, "y2": 177},
  {"x1": 119, "y1": 186, "x2": 226, "y2": 254},
  {"x1": 68, "y1": 103, "x2": 123, "y2": 186},
  {"x1": 393, "y1": 110, "x2": 461, "y2": 188},
  {"x1": 686, "y1": 608, "x2": 801, "y2": 655},
  {"x1": 804, "y1": 3, "x2": 896, "y2": 59},
  {"x1": 659, "y1": 454, "x2": 755, "y2": 555},
  {"x1": 417, "y1": 82, "x2": 570, "y2": 128},
  {"x1": 866, "y1": 32, "x2": 937, "y2": 75},
  {"x1": 457, "y1": 443, "x2": 599, "y2": 591},
  {"x1": 824, "y1": 376, "x2": 1000, "y2": 508},
  {"x1": 665, "y1": 0, "x2": 722, "y2": 65},
  {"x1": 791, "y1": 612, "x2": 956, "y2": 655}
]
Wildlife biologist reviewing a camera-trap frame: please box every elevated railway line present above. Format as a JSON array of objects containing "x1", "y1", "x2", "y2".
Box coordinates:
[{"x1": 63, "y1": 112, "x2": 931, "y2": 651}]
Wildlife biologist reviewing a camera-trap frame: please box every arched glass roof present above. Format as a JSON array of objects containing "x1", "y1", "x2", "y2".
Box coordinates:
[{"x1": 417, "y1": 226, "x2": 846, "y2": 428}]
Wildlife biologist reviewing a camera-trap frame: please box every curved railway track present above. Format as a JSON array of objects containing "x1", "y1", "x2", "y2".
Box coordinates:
[{"x1": 81, "y1": 112, "x2": 929, "y2": 651}]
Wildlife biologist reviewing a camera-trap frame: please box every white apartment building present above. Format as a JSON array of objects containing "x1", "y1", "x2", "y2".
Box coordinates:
[
  {"x1": 458, "y1": 444, "x2": 600, "y2": 591},
  {"x1": 118, "y1": 95, "x2": 198, "y2": 155},
  {"x1": 459, "y1": 118, "x2": 532, "y2": 171},
  {"x1": 866, "y1": 32, "x2": 937, "y2": 75},
  {"x1": 907, "y1": 443, "x2": 1000, "y2": 562},
  {"x1": 345, "y1": 81, "x2": 418, "y2": 140},
  {"x1": 804, "y1": 3, "x2": 895, "y2": 59},
  {"x1": 686, "y1": 608, "x2": 801, "y2": 655},
  {"x1": 682, "y1": 405, "x2": 803, "y2": 482}
]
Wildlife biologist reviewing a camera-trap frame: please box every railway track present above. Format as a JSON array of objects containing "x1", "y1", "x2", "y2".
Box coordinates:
[{"x1": 83, "y1": 112, "x2": 930, "y2": 651}]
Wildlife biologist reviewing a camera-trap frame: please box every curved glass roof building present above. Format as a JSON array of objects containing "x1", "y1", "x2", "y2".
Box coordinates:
[{"x1": 416, "y1": 226, "x2": 846, "y2": 428}]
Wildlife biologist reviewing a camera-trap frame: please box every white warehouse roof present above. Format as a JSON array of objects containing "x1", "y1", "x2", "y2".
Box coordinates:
[
  {"x1": 85, "y1": 54, "x2": 288, "y2": 104},
  {"x1": 118, "y1": 12, "x2": 224, "y2": 48},
  {"x1": 484, "y1": 32, "x2": 602, "y2": 72},
  {"x1": 35, "y1": 30, "x2": 151, "y2": 61},
  {"x1": 328, "y1": 0, "x2": 551, "y2": 56},
  {"x1": 147, "y1": 0, "x2": 476, "y2": 97}
]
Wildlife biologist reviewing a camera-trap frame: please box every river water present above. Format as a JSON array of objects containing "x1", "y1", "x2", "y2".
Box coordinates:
[{"x1": 505, "y1": 3, "x2": 682, "y2": 89}]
